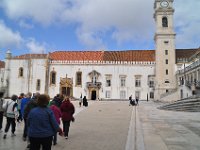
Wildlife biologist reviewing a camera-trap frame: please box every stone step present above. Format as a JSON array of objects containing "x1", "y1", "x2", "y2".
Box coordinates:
[{"x1": 159, "y1": 97, "x2": 200, "y2": 112}]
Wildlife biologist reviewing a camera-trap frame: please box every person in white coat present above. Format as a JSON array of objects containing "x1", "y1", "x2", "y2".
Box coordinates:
[{"x1": 3, "y1": 94, "x2": 19, "y2": 139}]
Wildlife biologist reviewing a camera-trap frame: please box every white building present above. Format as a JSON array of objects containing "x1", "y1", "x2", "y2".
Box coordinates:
[{"x1": 0, "y1": 0, "x2": 199, "y2": 101}]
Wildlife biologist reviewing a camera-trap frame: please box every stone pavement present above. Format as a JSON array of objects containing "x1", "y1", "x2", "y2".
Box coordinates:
[{"x1": 0, "y1": 100, "x2": 200, "y2": 150}]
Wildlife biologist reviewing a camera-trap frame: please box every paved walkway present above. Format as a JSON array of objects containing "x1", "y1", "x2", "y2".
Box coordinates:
[{"x1": 0, "y1": 100, "x2": 200, "y2": 150}]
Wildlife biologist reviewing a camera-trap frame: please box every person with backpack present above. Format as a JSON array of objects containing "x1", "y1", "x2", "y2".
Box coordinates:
[{"x1": 3, "y1": 94, "x2": 18, "y2": 139}]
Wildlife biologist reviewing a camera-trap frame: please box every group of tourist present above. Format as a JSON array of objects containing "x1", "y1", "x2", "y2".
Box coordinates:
[
  {"x1": 129, "y1": 95, "x2": 139, "y2": 106},
  {"x1": 0, "y1": 91, "x2": 75, "y2": 150}
]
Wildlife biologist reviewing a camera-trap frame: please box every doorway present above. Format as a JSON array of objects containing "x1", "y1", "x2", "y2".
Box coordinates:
[
  {"x1": 62, "y1": 87, "x2": 67, "y2": 95},
  {"x1": 91, "y1": 90, "x2": 96, "y2": 100}
]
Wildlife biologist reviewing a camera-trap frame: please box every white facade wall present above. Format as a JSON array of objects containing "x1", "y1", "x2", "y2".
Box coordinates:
[
  {"x1": 7, "y1": 59, "x2": 47, "y2": 96},
  {"x1": 48, "y1": 62, "x2": 155, "y2": 100},
  {"x1": 0, "y1": 68, "x2": 5, "y2": 90}
]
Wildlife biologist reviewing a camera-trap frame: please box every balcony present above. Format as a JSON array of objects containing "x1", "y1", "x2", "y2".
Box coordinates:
[{"x1": 86, "y1": 82, "x2": 102, "y2": 89}]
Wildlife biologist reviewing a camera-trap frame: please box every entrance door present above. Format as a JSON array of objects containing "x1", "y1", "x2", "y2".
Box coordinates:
[
  {"x1": 62, "y1": 87, "x2": 67, "y2": 95},
  {"x1": 91, "y1": 90, "x2": 96, "y2": 100},
  {"x1": 67, "y1": 87, "x2": 70, "y2": 96}
]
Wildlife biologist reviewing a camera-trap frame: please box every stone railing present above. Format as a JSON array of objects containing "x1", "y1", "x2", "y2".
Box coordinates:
[
  {"x1": 160, "y1": 88, "x2": 177, "y2": 99},
  {"x1": 86, "y1": 82, "x2": 102, "y2": 89},
  {"x1": 176, "y1": 59, "x2": 200, "y2": 75}
]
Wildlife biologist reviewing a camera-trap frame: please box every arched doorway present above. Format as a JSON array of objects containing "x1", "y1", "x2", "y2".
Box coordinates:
[
  {"x1": 60, "y1": 76, "x2": 73, "y2": 97},
  {"x1": 91, "y1": 90, "x2": 96, "y2": 100}
]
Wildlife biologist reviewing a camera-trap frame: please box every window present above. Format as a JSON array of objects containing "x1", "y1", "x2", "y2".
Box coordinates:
[
  {"x1": 165, "y1": 50, "x2": 168, "y2": 55},
  {"x1": 166, "y1": 59, "x2": 168, "y2": 64},
  {"x1": 50, "y1": 71, "x2": 56, "y2": 85},
  {"x1": 120, "y1": 91, "x2": 126, "y2": 99},
  {"x1": 164, "y1": 41, "x2": 169, "y2": 44},
  {"x1": 166, "y1": 69, "x2": 168, "y2": 75},
  {"x1": 76, "y1": 72, "x2": 82, "y2": 86},
  {"x1": 166, "y1": 89, "x2": 169, "y2": 93},
  {"x1": 162, "y1": 17, "x2": 168, "y2": 27},
  {"x1": 135, "y1": 78, "x2": 141, "y2": 87},
  {"x1": 149, "y1": 81, "x2": 154, "y2": 88},
  {"x1": 36, "y1": 79, "x2": 41, "y2": 91},
  {"x1": 135, "y1": 91, "x2": 140, "y2": 99},
  {"x1": 105, "y1": 75, "x2": 112, "y2": 87},
  {"x1": 120, "y1": 77, "x2": 126, "y2": 87},
  {"x1": 150, "y1": 92, "x2": 154, "y2": 99},
  {"x1": 105, "y1": 91, "x2": 111, "y2": 98},
  {"x1": 165, "y1": 80, "x2": 170, "y2": 83},
  {"x1": 106, "y1": 79, "x2": 111, "y2": 87},
  {"x1": 19, "y1": 67, "x2": 23, "y2": 77}
]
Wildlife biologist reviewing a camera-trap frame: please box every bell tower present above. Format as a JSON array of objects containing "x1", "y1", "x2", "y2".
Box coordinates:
[{"x1": 154, "y1": 0, "x2": 176, "y2": 100}]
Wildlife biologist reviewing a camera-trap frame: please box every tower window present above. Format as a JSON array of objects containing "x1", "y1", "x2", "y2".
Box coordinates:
[
  {"x1": 165, "y1": 50, "x2": 168, "y2": 55},
  {"x1": 166, "y1": 69, "x2": 168, "y2": 75},
  {"x1": 164, "y1": 41, "x2": 169, "y2": 44},
  {"x1": 166, "y1": 59, "x2": 168, "y2": 64},
  {"x1": 162, "y1": 17, "x2": 168, "y2": 27}
]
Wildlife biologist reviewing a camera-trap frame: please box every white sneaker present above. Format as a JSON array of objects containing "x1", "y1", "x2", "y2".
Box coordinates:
[
  {"x1": 0, "y1": 129, "x2": 3, "y2": 133},
  {"x1": 11, "y1": 133, "x2": 16, "y2": 137}
]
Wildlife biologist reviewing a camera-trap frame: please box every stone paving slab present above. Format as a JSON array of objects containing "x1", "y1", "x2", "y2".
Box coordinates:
[{"x1": 1, "y1": 100, "x2": 200, "y2": 150}]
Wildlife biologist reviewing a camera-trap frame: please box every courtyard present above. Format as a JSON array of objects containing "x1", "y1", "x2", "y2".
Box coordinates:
[{"x1": 0, "y1": 100, "x2": 200, "y2": 150}]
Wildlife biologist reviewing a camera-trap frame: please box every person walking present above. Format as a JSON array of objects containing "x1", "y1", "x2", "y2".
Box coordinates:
[
  {"x1": 83, "y1": 96, "x2": 88, "y2": 107},
  {"x1": 21, "y1": 92, "x2": 32, "y2": 141},
  {"x1": 0, "y1": 91, "x2": 4, "y2": 132},
  {"x1": 129, "y1": 95, "x2": 132, "y2": 106},
  {"x1": 136, "y1": 97, "x2": 139, "y2": 106},
  {"x1": 60, "y1": 97, "x2": 75, "y2": 139},
  {"x1": 3, "y1": 94, "x2": 18, "y2": 139},
  {"x1": 49, "y1": 101, "x2": 62, "y2": 145},
  {"x1": 79, "y1": 94, "x2": 82, "y2": 107},
  {"x1": 17, "y1": 93, "x2": 24, "y2": 122},
  {"x1": 27, "y1": 94, "x2": 63, "y2": 150},
  {"x1": 23, "y1": 92, "x2": 40, "y2": 148}
]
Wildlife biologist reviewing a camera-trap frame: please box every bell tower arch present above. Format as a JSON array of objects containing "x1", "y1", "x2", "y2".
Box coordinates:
[{"x1": 154, "y1": 0, "x2": 176, "y2": 100}]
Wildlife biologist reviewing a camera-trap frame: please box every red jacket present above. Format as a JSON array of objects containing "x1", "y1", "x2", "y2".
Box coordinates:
[
  {"x1": 60, "y1": 100, "x2": 75, "y2": 121},
  {"x1": 50, "y1": 105, "x2": 62, "y2": 124}
]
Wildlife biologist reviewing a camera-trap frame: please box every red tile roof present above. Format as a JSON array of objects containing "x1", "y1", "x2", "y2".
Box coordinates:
[
  {"x1": 13, "y1": 54, "x2": 47, "y2": 59},
  {"x1": 49, "y1": 51, "x2": 104, "y2": 61},
  {"x1": 176, "y1": 49, "x2": 198, "y2": 59},
  {"x1": 0, "y1": 61, "x2": 5, "y2": 68},
  {"x1": 12, "y1": 49, "x2": 198, "y2": 62},
  {"x1": 49, "y1": 50, "x2": 155, "y2": 61}
]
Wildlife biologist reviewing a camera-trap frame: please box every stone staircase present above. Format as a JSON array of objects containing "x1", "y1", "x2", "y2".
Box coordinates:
[{"x1": 158, "y1": 96, "x2": 200, "y2": 112}]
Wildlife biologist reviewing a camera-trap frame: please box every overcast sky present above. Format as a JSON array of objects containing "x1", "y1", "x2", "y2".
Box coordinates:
[{"x1": 0, "y1": 0, "x2": 199, "y2": 60}]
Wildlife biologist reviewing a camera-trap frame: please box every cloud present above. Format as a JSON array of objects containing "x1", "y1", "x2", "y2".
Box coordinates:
[
  {"x1": 0, "y1": 20, "x2": 23, "y2": 48},
  {"x1": 174, "y1": 0, "x2": 200, "y2": 48},
  {"x1": 0, "y1": 20, "x2": 47, "y2": 54},
  {"x1": 0, "y1": 0, "x2": 199, "y2": 49},
  {"x1": 0, "y1": 0, "x2": 66, "y2": 25},
  {"x1": 19, "y1": 20, "x2": 34, "y2": 29},
  {"x1": 1, "y1": 0, "x2": 155, "y2": 49},
  {"x1": 62, "y1": 0, "x2": 155, "y2": 48},
  {"x1": 26, "y1": 38, "x2": 47, "y2": 53}
]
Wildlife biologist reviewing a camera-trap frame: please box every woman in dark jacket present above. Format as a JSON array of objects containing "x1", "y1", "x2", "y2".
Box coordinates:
[
  {"x1": 60, "y1": 97, "x2": 75, "y2": 139},
  {"x1": 27, "y1": 94, "x2": 63, "y2": 150}
]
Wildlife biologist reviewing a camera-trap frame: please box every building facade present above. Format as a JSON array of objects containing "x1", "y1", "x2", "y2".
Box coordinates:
[{"x1": 0, "y1": 0, "x2": 199, "y2": 101}]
